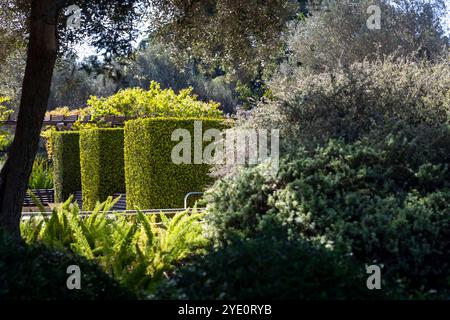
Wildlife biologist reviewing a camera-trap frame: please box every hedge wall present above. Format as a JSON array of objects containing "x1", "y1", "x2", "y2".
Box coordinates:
[
  {"x1": 124, "y1": 118, "x2": 227, "y2": 209},
  {"x1": 52, "y1": 131, "x2": 81, "y2": 203},
  {"x1": 80, "y1": 128, "x2": 125, "y2": 211}
]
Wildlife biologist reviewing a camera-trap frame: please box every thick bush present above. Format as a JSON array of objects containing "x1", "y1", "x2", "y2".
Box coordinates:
[
  {"x1": 125, "y1": 118, "x2": 228, "y2": 209},
  {"x1": 248, "y1": 58, "x2": 450, "y2": 151},
  {"x1": 205, "y1": 136, "x2": 450, "y2": 297},
  {"x1": 0, "y1": 228, "x2": 133, "y2": 300},
  {"x1": 80, "y1": 128, "x2": 125, "y2": 210},
  {"x1": 86, "y1": 81, "x2": 223, "y2": 120},
  {"x1": 156, "y1": 230, "x2": 380, "y2": 300},
  {"x1": 52, "y1": 131, "x2": 81, "y2": 203}
]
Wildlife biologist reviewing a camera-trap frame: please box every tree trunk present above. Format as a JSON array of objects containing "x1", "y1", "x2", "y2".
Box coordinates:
[{"x1": 0, "y1": 0, "x2": 58, "y2": 240}]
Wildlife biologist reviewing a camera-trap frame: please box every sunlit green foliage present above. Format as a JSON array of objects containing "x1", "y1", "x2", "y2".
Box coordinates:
[
  {"x1": 28, "y1": 156, "x2": 53, "y2": 190},
  {"x1": 125, "y1": 118, "x2": 228, "y2": 209},
  {"x1": 52, "y1": 131, "x2": 81, "y2": 202},
  {"x1": 85, "y1": 81, "x2": 223, "y2": 120},
  {"x1": 80, "y1": 128, "x2": 125, "y2": 210},
  {"x1": 21, "y1": 197, "x2": 209, "y2": 296},
  {"x1": 0, "y1": 96, "x2": 13, "y2": 151}
]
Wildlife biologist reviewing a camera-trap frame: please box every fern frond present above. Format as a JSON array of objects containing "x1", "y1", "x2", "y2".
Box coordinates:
[{"x1": 28, "y1": 189, "x2": 47, "y2": 213}]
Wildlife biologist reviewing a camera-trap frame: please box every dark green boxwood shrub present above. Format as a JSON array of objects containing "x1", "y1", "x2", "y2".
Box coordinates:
[
  {"x1": 156, "y1": 230, "x2": 380, "y2": 300},
  {"x1": 205, "y1": 135, "x2": 450, "y2": 297},
  {"x1": 0, "y1": 229, "x2": 133, "y2": 300},
  {"x1": 52, "y1": 131, "x2": 81, "y2": 203},
  {"x1": 80, "y1": 128, "x2": 125, "y2": 211},
  {"x1": 124, "y1": 118, "x2": 227, "y2": 209}
]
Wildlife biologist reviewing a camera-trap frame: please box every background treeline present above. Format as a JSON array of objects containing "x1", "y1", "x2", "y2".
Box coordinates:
[{"x1": 1, "y1": 0, "x2": 448, "y2": 116}]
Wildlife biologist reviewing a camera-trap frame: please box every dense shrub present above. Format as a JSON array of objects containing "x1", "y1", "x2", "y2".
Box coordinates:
[
  {"x1": 205, "y1": 136, "x2": 450, "y2": 297},
  {"x1": 52, "y1": 131, "x2": 81, "y2": 203},
  {"x1": 0, "y1": 228, "x2": 133, "y2": 300},
  {"x1": 86, "y1": 81, "x2": 223, "y2": 120},
  {"x1": 80, "y1": 128, "x2": 125, "y2": 210},
  {"x1": 124, "y1": 118, "x2": 228, "y2": 209},
  {"x1": 248, "y1": 58, "x2": 450, "y2": 152},
  {"x1": 21, "y1": 197, "x2": 208, "y2": 296},
  {"x1": 156, "y1": 230, "x2": 380, "y2": 300}
]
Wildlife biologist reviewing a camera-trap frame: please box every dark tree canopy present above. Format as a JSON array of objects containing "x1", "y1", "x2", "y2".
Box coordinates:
[
  {"x1": 2, "y1": 0, "x2": 303, "y2": 67},
  {"x1": 0, "y1": 0, "x2": 28, "y2": 64},
  {"x1": 151, "y1": 0, "x2": 301, "y2": 79}
]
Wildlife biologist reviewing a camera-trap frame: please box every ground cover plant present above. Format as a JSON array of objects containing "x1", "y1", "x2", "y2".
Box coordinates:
[
  {"x1": 155, "y1": 227, "x2": 384, "y2": 300},
  {"x1": 0, "y1": 227, "x2": 133, "y2": 300}
]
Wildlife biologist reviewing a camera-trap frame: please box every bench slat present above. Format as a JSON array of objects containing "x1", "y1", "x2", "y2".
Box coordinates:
[{"x1": 24, "y1": 190, "x2": 127, "y2": 211}]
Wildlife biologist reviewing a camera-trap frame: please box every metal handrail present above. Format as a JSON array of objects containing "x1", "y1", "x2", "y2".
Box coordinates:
[
  {"x1": 21, "y1": 207, "x2": 206, "y2": 217},
  {"x1": 184, "y1": 192, "x2": 204, "y2": 209},
  {"x1": 21, "y1": 191, "x2": 207, "y2": 219}
]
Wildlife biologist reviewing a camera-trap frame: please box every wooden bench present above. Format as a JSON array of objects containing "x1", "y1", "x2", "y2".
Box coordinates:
[
  {"x1": 2, "y1": 114, "x2": 128, "y2": 126},
  {"x1": 112, "y1": 193, "x2": 127, "y2": 211},
  {"x1": 23, "y1": 189, "x2": 55, "y2": 207},
  {"x1": 74, "y1": 191, "x2": 126, "y2": 211},
  {"x1": 23, "y1": 189, "x2": 126, "y2": 211}
]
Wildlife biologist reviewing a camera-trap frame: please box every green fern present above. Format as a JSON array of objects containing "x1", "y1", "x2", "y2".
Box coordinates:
[
  {"x1": 20, "y1": 197, "x2": 208, "y2": 297},
  {"x1": 28, "y1": 189, "x2": 47, "y2": 213}
]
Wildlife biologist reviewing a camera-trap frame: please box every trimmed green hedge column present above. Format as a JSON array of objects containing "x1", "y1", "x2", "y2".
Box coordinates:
[
  {"x1": 80, "y1": 128, "x2": 125, "y2": 211},
  {"x1": 124, "y1": 118, "x2": 227, "y2": 209},
  {"x1": 52, "y1": 131, "x2": 81, "y2": 203}
]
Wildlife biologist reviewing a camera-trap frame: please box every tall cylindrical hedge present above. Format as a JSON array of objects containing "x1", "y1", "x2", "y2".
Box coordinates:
[
  {"x1": 52, "y1": 131, "x2": 81, "y2": 203},
  {"x1": 124, "y1": 118, "x2": 227, "y2": 209},
  {"x1": 80, "y1": 128, "x2": 125, "y2": 211}
]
